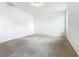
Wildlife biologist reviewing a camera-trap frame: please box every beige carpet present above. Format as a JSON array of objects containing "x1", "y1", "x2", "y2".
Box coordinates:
[{"x1": 0, "y1": 34, "x2": 77, "y2": 57}]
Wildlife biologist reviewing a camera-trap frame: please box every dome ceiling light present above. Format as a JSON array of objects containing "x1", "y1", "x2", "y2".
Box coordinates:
[
  {"x1": 32, "y1": 1, "x2": 43, "y2": 7},
  {"x1": 32, "y1": 2, "x2": 40, "y2": 7}
]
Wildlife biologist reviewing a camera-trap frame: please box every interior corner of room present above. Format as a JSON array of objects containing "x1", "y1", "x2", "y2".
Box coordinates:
[{"x1": 0, "y1": 2, "x2": 78, "y2": 57}]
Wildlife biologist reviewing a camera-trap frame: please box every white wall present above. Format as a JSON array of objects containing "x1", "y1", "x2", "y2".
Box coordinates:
[
  {"x1": 67, "y1": 3, "x2": 79, "y2": 55},
  {"x1": 0, "y1": 3, "x2": 34, "y2": 42},
  {"x1": 34, "y1": 11, "x2": 65, "y2": 36},
  {"x1": 0, "y1": 3, "x2": 66, "y2": 43}
]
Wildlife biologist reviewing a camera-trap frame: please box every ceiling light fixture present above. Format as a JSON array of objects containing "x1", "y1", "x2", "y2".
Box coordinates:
[{"x1": 32, "y1": 2, "x2": 41, "y2": 7}]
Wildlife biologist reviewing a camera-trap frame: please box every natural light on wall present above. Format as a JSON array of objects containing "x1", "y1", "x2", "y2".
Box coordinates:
[{"x1": 34, "y1": 12, "x2": 65, "y2": 36}]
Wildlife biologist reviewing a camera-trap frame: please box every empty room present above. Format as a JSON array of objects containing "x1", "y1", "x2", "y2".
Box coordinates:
[{"x1": 0, "y1": 2, "x2": 78, "y2": 57}]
